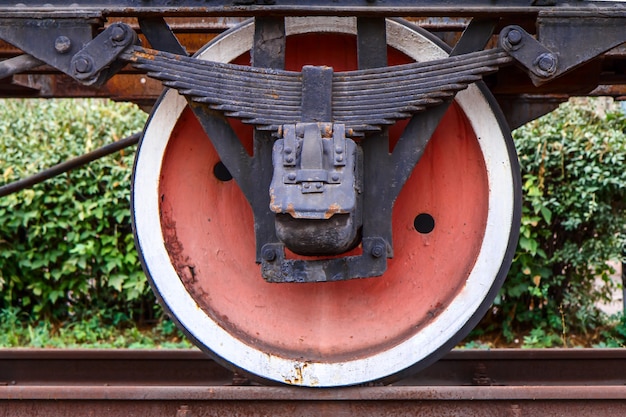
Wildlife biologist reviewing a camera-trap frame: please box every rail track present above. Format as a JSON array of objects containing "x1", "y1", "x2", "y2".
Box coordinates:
[{"x1": 1, "y1": 348, "x2": 626, "y2": 416}]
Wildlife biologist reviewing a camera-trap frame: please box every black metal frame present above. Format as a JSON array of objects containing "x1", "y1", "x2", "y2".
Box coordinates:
[{"x1": 0, "y1": 1, "x2": 624, "y2": 17}]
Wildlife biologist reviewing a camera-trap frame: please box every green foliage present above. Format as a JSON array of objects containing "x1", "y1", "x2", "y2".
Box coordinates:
[
  {"x1": 0, "y1": 99, "x2": 150, "y2": 325},
  {"x1": 594, "y1": 314, "x2": 626, "y2": 348},
  {"x1": 477, "y1": 98, "x2": 626, "y2": 347},
  {"x1": 0, "y1": 306, "x2": 191, "y2": 348}
]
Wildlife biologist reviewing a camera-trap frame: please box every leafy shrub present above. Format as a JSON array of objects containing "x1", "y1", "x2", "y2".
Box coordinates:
[
  {"x1": 477, "y1": 98, "x2": 626, "y2": 346},
  {"x1": 0, "y1": 99, "x2": 149, "y2": 324}
]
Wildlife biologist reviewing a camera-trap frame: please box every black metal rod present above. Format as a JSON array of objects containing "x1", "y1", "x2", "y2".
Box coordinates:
[
  {"x1": 138, "y1": 17, "x2": 187, "y2": 56},
  {"x1": 0, "y1": 132, "x2": 141, "y2": 198},
  {"x1": 0, "y1": 54, "x2": 44, "y2": 81}
]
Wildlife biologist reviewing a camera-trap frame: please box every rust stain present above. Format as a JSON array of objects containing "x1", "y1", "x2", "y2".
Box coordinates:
[
  {"x1": 268, "y1": 190, "x2": 278, "y2": 211},
  {"x1": 324, "y1": 203, "x2": 341, "y2": 219},
  {"x1": 285, "y1": 203, "x2": 296, "y2": 217},
  {"x1": 283, "y1": 362, "x2": 310, "y2": 385},
  {"x1": 131, "y1": 50, "x2": 156, "y2": 61},
  {"x1": 160, "y1": 208, "x2": 204, "y2": 294}
]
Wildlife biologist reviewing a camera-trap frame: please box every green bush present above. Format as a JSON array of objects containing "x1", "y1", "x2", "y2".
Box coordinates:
[
  {"x1": 0, "y1": 99, "x2": 149, "y2": 324},
  {"x1": 476, "y1": 98, "x2": 626, "y2": 346}
]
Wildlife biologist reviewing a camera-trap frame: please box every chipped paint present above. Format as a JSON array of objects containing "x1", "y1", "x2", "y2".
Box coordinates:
[{"x1": 324, "y1": 202, "x2": 342, "y2": 219}]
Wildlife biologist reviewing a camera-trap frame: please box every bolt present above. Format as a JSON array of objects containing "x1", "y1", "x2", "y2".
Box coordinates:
[
  {"x1": 262, "y1": 247, "x2": 276, "y2": 262},
  {"x1": 535, "y1": 53, "x2": 557, "y2": 75},
  {"x1": 73, "y1": 57, "x2": 92, "y2": 74},
  {"x1": 54, "y1": 36, "x2": 71, "y2": 54},
  {"x1": 287, "y1": 173, "x2": 296, "y2": 181},
  {"x1": 506, "y1": 29, "x2": 523, "y2": 46},
  {"x1": 335, "y1": 146, "x2": 343, "y2": 154},
  {"x1": 315, "y1": 182, "x2": 323, "y2": 189},
  {"x1": 284, "y1": 146, "x2": 293, "y2": 154},
  {"x1": 371, "y1": 244, "x2": 385, "y2": 258},
  {"x1": 285, "y1": 156, "x2": 294, "y2": 164},
  {"x1": 335, "y1": 155, "x2": 344, "y2": 163},
  {"x1": 331, "y1": 174, "x2": 340, "y2": 182},
  {"x1": 110, "y1": 25, "x2": 127, "y2": 42}
]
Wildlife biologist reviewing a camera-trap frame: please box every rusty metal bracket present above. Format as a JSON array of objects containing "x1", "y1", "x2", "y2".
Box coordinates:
[
  {"x1": 71, "y1": 22, "x2": 138, "y2": 86},
  {"x1": 270, "y1": 123, "x2": 362, "y2": 260},
  {"x1": 260, "y1": 237, "x2": 387, "y2": 283},
  {"x1": 536, "y1": 12, "x2": 626, "y2": 81},
  {"x1": 499, "y1": 25, "x2": 559, "y2": 85},
  {"x1": 0, "y1": 17, "x2": 99, "y2": 78},
  {"x1": 500, "y1": 14, "x2": 626, "y2": 86},
  {"x1": 0, "y1": 19, "x2": 137, "y2": 87},
  {"x1": 271, "y1": 123, "x2": 355, "y2": 211}
]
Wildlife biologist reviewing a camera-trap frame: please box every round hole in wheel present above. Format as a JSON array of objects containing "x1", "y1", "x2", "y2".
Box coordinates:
[
  {"x1": 414, "y1": 213, "x2": 436, "y2": 234},
  {"x1": 212, "y1": 161, "x2": 233, "y2": 182},
  {"x1": 133, "y1": 17, "x2": 521, "y2": 387}
]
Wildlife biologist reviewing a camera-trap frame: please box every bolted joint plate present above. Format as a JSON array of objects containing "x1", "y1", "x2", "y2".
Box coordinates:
[
  {"x1": 260, "y1": 237, "x2": 388, "y2": 283},
  {"x1": 499, "y1": 25, "x2": 559, "y2": 85},
  {"x1": 269, "y1": 122, "x2": 362, "y2": 257},
  {"x1": 269, "y1": 123, "x2": 359, "y2": 220},
  {"x1": 71, "y1": 22, "x2": 138, "y2": 86}
]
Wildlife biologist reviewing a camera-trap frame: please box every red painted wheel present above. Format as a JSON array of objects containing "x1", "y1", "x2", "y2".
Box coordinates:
[{"x1": 133, "y1": 18, "x2": 521, "y2": 387}]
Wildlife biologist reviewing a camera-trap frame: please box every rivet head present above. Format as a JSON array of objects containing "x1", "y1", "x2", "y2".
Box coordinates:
[
  {"x1": 335, "y1": 146, "x2": 343, "y2": 154},
  {"x1": 262, "y1": 247, "x2": 276, "y2": 262},
  {"x1": 331, "y1": 174, "x2": 340, "y2": 182},
  {"x1": 54, "y1": 36, "x2": 71, "y2": 54},
  {"x1": 287, "y1": 173, "x2": 296, "y2": 181}
]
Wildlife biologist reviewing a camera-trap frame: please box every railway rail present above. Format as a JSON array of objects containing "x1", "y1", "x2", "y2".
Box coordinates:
[
  {"x1": 1, "y1": 348, "x2": 626, "y2": 416},
  {"x1": 2, "y1": 0, "x2": 626, "y2": 392}
]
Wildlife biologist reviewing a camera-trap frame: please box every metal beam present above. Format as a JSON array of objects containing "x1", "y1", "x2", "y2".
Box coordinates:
[{"x1": 0, "y1": 1, "x2": 624, "y2": 18}]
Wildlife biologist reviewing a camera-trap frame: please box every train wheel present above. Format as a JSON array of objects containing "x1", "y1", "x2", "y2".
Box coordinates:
[{"x1": 132, "y1": 17, "x2": 521, "y2": 387}]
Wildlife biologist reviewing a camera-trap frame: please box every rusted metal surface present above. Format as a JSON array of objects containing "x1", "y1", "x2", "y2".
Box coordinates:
[
  {"x1": 4, "y1": 348, "x2": 626, "y2": 387},
  {"x1": 0, "y1": 16, "x2": 625, "y2": 107},
  {"x1": 3, "y1": 387, "x2": 626, "y2": 417},
  {"x1": 0, "y1": 18, "x2": 226, "y2": 102},
  {"x1": 0, "y1": 349, "x2": 234, "y2": 386},
  {"x1": 0, "y1": 1, "x2": 621, "y2": 19},
  {"x1": 1, "y1": 349, "x2": 626, "y2": 416}
]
